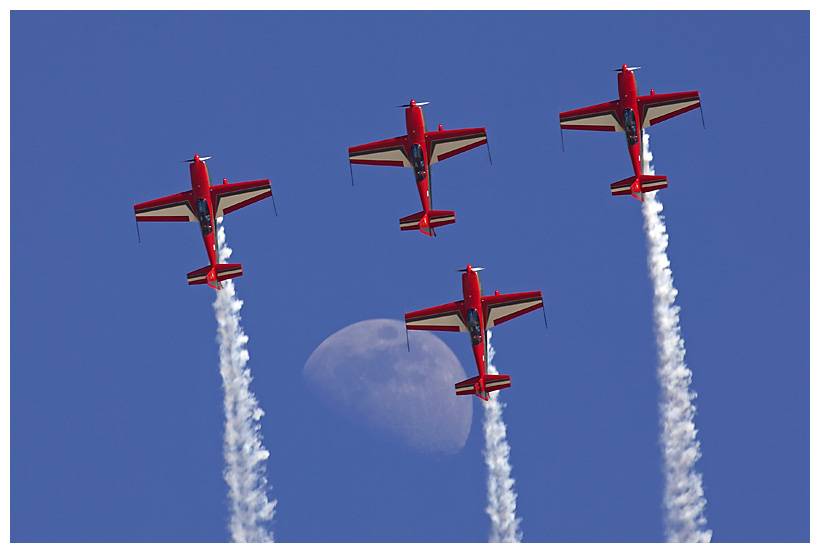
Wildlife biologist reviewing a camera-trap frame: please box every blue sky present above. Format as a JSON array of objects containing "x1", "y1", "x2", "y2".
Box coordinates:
[{"x1": 10, "y1": 10, "x2": 809, "y2": 543}]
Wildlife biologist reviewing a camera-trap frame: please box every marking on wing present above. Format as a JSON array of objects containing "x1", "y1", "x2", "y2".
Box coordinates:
[
  {"x1": 215, "y1": 186, "x2": 271, "y2": 217},
  {"x1": 406, "y1": 310, "x2": 468, "y2": 332},
  {"x1": 642, "y1": 98, "x2": 700, "y2": 127},
  {"x1": 429, "y1": 134, "x2": 487, "y2": 163},
  {"x1": 135, "y1": 201, "x2": 196, "y2": 222},
  {"x1": 349, "y1": 146, "x2": 411, "y2": 167},
  {"x1": 560, "y1": 110, "x2": 624, "y2": 132},
  {"x1": 486, "y1": 299, "x2": 543, "y2": 329}
]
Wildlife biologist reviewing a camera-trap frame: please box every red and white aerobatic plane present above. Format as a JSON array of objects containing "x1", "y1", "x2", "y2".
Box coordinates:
[
  {"x1": 405, "y1": 264, "x2": 544, "y2": 401},
  {"x1": 349, "y1": 99, "x2": 489, "y2": 235},
  {"x1": 559, "y1": 64, "x2": 702, "y2": 201},
  {"x1": 134, "y1": 154, "x2": 273, "y2": 290}
]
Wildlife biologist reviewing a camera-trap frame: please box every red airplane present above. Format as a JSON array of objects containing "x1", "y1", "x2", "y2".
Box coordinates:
[
  {"x1": 348, "y1": 99, "x2": 489, "y2": 235},
  {"x1": 134, "y1": 155, "x2": 273, "y2": 290},
  {"x1": 405, "y1": 264, "x2": 544, "y2": 401},
  {"x1": 559, "y1": 64, "x2": 702, "y2": 201}
]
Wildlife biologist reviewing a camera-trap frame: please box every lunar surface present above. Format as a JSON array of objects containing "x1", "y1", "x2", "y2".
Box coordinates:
[{"x1": 302, "y1": 318, "x2": 472, "y2": 454}]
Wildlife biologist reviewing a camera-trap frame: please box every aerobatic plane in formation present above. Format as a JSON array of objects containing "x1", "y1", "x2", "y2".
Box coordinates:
[
  {"x1": 559, "y1": 64, "x2": 702, "y2": 201},
  {"x1": 349, "y1": 99, "x2": 489, "y2": 236},
  {"x1": 134, "y1": 154, "x2": 273, "y2": 290},
  {"x1": 405, "y1": 264, "x2": 544, "y2": 400}
]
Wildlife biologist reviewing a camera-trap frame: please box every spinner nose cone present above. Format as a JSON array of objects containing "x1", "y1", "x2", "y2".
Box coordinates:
[{"x1": 185, "y1": 154, "x2": 211, "y2": 163}]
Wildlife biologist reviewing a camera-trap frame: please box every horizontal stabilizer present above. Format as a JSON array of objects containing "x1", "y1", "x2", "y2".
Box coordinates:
[
  {"x1": 187, "y1": 263, "x2": 243, "y2": 289},
  {"x1": 399, "y1": 210, "x2": 456, "y2": 235},
  {"x1": 610, "y1": 174, "x2": 668, "y2": 201},
  {"x1": 484, "y1": 374, "x2": 512, "y2": 393},
  {"x1": 454, "y1": 374, "x2": 511, "y2": 400},
  {"x1": 455, "y1": 375, "x2": 481, "y2": 396}
]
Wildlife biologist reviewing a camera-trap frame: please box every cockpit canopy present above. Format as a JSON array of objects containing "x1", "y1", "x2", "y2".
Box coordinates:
[
  {"x1": 196, "y1": 198, "x2": 213, "y2": 236},
  {"x1": 467, "y1": 308, "x2": 482, "y2": 346},
  {"x1": 411, "y1": 143, "x2": 427, "y2": 182},
  {"x1": 622, "y1": 108, "x2": 638, "y2": 146}
]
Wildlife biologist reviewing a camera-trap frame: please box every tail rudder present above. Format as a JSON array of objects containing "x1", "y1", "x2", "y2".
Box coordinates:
[
  {"x1": 187, "y1": 263, "x2": 243, "y2": 289},
  {"x1": 399, "y1": 210, "x2": 456, "y2": 235},
  {"x1": 610, "y1": 174, "x2": 668, "y2": 201}
]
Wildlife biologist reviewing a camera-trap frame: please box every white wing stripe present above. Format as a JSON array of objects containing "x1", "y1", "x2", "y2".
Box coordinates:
[
  {"x1": 406, "y1": 312, "x2": 468, "y2": 332},
  {"x1": 486, "y1": 299, "x2": 543, "y2": 329},
  {"x1": 561, "y1": 112, "x2": 624, "y2": 132},
  {"x1": 215, "y1": 187, "x2": 270, "y2": 217},
  {"x1": 135, "y1": 202, "x2": 196, "y2": 221},
  {"x1": 350, "y1": 148, "x2": 411, "y2": 167},
  {"x1": 643, "y1": 99, "x2": 700, "y2": 127},
  {"x1": 429, "y1": 135, "x2": 486, "y2": 164}
]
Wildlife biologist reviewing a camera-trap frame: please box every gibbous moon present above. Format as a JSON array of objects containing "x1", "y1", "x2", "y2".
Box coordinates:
[{"x1": 302, "y1": 319, "x2": 472, "y2": 454}]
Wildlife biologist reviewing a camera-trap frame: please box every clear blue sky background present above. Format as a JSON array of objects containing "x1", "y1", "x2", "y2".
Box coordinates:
[{"x1": 10, "y1": 10, "x2": 809, "y2": 543}]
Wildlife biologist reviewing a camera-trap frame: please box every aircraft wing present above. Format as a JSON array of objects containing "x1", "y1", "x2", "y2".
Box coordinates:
[
  {"x1": 425, "y1": 127, "x2": 488, "y2": 164},
  {"x1": 349, "y1": 136, "x2": 411, "y2": 167},
  {"x1": 211, "y1": 179, "x2": 272, "y2": 217},
  {"x1": 637, "y1": 91, "x2": 701, "y2": 128},
  {"x1": 405, "y1": 300, "x2": 467, "y2": 332},
  {"x1": 134, "y1": 190, "x2": 196, "y2": 222},
  {"x1": 559, "y1": 100, "x2": 623, "y2": 132},
  {"x1": 482, "y1": 291, "x2": 543, "y2": 330}
]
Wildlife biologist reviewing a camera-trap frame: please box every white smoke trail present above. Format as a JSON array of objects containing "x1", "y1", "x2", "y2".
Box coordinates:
[
  {"x1": 213, "y1": 220, "x2": 276, "y2": 542},
  {"x1": 640, "y1": 134, "x2": 711, "y2": 543},
  {"x1": 482, "y1": 331, "x2": 522, "y2": 543}
]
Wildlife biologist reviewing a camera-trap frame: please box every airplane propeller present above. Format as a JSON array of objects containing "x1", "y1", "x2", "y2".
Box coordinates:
[{"x1": 613, "y1": 66, "x2": 641, "y2": 72}]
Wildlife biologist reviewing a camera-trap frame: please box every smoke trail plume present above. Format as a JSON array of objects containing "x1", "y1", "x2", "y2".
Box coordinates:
[
  {"x1": 213, "y1": 221, "x2": 276, "y2": 542},
  {"x1": 640, "y1": 134, "x2": 711, "y2": 543},
  {"x1": 483, "y1": 331, "x2": 522, "y2": 543}
]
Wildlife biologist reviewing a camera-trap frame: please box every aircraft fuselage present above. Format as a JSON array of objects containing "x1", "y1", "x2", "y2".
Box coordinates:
[
  {"x1": 189, "y1": 155, "x2": 218, "y2": 269},
  {"x1": 461, "y1": 266, "x2": 487, "y2": 382},
  {"x1": 617, "y1": 66, "x2": 643, "y2": 177},
  {"x1": 404, "y1": 100, "x2": 433, "y2": 212}
]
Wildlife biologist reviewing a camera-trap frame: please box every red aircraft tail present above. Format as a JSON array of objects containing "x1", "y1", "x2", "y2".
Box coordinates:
[
  {"x1": 610, "y1": 174, "x2": 668, "y2": 201},
  {"x1": 455, "y1": 374, "x2": 511, "y2": 401},
  {"x1": 187, "y1": 263, "x2": 243, "y2": 289},
  {"x1": 399, "y1": 210, "x2": 456, "y2": 236}
]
